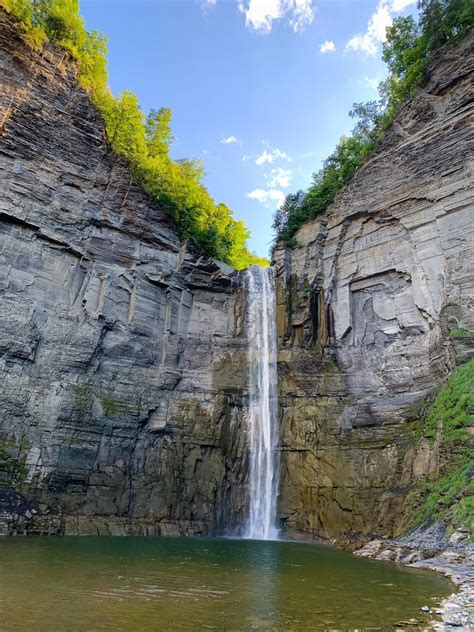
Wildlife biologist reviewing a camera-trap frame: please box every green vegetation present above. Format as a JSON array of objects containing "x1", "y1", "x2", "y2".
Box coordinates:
[
  {"x1": 415, "y1": 359, "x2": 474, "y2": 530},
  {"x1": 273, "y1": 0, "x2": 474, "y2": 245},
  {"x1": 1, "y1": 0, "x2": 107, "y2": 89},
  {"x1": 100, "y1": 393, "x2": 119, "y2": 417},
  {"x1": 101, "y1": 391, "x2": 129, "y2": 417},
  {"x1": 420, "y1": 359, "x2": 473, "y2": 441},
  {"x1": 0, "y1": 437, "x2": 27, "y2": 487},
  {"x1": 450, "y1": 327, "x2": 474, "y2": 339},
  {"x1": 321, "y1": 355, "x2": 343, "y2": 375},
  {"x1": 419, "y1": 459, "x2": 473, "y2": 530},
  {"x1": 1, "y1": 0, "x2": 267, "y2": 269},
  {"x1": 73, "y1": 383, "x2": 93, "y2": 412}
]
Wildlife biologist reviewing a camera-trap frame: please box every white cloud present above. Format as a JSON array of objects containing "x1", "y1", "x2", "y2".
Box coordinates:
[
  {"x1": 255, "y1": 143, "x2": 291, "y2": 165},
  {"x1": 345, "y1": 0, "x2": 392, "y2": 55},
  {"x1": 243, "y1": 0, "x2": 282, "y2": 33},
  {"x1": 391, "y1": 0, "x2": 415, "y2": 10},
  {"x1": 247, "y1": 188, "x2": 286, "y2": 208},
  {"x1": 364, "y1": 75, "x2": 380, "y2": 91},
  {"x1": 242, "y1": 142, "x2": 291, "y2": 165},
  {"x1": 256, "y1": 149, "x2": 284, "y2": 165},
  {"x1": 239, "y1": 0, "x2": 314, "y2": 34},
  {"x1": 288, "y1": 0, "x2": 315, "y2": 33},
  {"x1": 345, "y1": 0, "x2": 415, "y2": 56},
  {"x1": 202, "y1": 149, "x2": 215, "y2": 159},
  {"x1": 201, "y1": 0, "x2": 217, "y2": 7},
  {"x1": 320, "y1": 40, "x2": 336, "y2": 53},
  {"x1": 221, "y1": 135, "x2": 239, "y2": 144},
  {"x1": 266, "y1": 167, "x2": 293, "y2": 188}
]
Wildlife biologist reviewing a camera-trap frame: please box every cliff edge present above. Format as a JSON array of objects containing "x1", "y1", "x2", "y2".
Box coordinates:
[
  {"x1": 0, "y1": 9, "x2": 249, "y2": 536},
  {"x1": 273, "y1": 32, "x2": 473, "y2": 542}
]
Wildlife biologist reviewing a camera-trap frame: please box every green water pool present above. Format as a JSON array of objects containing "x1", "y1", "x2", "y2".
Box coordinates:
[{"x1": 0, "y1": 536, "x2": 452, "y2": 630}]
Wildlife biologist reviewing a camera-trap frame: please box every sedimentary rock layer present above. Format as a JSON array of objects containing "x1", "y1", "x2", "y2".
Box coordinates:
[
  {"x1": 273, "y1": 33, "x2": 474, "y2": 542},
  {"x1": 0, "y1": 10, "x2": 249, "y2": 535},
  {"x1": 1, "y1": 8, "x2": 472, "y2": 542}
]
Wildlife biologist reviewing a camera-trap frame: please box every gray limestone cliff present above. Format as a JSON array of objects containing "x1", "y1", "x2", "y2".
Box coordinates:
[
  {"x1": 0, "y1": 9, "x2": 472, "y2": 542},
  {"x1": 0, "y1": 10, "x2": 249, "y2": 535},
  {"x1": 272, "y1": 32, "x2": 473, "y2": 543}
]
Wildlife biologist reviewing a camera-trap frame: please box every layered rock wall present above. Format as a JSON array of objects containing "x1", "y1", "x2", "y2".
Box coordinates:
[
  {"x1": 273, "y1": 34, "x2": 474, "y2": 542},
  {"x1": 0, "y1": 11, "x2": 249, "y2": 535},
  {"x1": 1, "y1": 9, "x2": 472, "y2": 542}
]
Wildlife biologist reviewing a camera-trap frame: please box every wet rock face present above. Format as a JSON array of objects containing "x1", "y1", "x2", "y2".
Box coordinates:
[
  {"x1": 1, "y1": 9, "x2": 473, "y2": 542},
  {"x1": 273, "y1": 34, "x2": 474, "y2": 542},
  {"x1": 0, "y1": 11, "x2": 249, "y2": 535}
]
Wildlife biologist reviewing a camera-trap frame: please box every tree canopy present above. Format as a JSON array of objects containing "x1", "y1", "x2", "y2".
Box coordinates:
[
  {"x1": 273, "y1": 0, "x2": 473, "y2": 246},
  {"x1": 1, "y1": 0, "x2": 267, "y2": 269}
]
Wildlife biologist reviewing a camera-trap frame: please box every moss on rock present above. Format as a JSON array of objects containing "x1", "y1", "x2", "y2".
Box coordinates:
[{"x1": 413, "y1": 359, "x2": 474, "y2": 532}]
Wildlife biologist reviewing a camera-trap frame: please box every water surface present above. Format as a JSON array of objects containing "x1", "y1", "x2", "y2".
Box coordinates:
[{"x1": 0, "y1": 537, "x2": 452, "y2": 630}]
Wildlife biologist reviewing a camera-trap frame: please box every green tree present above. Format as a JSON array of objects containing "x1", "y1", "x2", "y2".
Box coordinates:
[
  {"x1": 38, "y1": 0, "x2": 84, "y2": 42},
  {"x1": 419, "y1": 0, "x2": 474, "y2": 50},
  {"x1": 382, "y1": 15, "x2": 420, "y2": 77},
  {"x1": 1, "y1": 0, "x2": 266, "y2": 268},
  {"x1": 272, "y1": 190, "x2": 306, "y2": 242},
  {"x1": 99, "y1": 91, "x2": 147, "y2": 163},
  {"x1": 2, "y1": 0, "x2": 46, "y2": 47},
  {"x1": 272, "y1": 0, "x2": 474, "y2": 246},
  {"x1": 75, "y1": 29, "x2": 108, "y2": 91},
  {"x1": 145, "y1": 108, "x2": 174, "y2": 158},
  {"x1": 382, "y1": 15, "x2": 426, "y2": 112}
]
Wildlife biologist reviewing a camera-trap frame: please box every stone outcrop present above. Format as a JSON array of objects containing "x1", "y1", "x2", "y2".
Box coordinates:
[
  {"x1": 273, "y1": 33, "x2": 474, "y2": 542},
  {"x1": 0, "y1": 10, "x2": 249, "y2": 535},
  {"x1": 0, "y1": 8, "x2": 472, "y2": 542},
  {"x1": 355, "y1": 533, "x2": 474, "y2": 630}
]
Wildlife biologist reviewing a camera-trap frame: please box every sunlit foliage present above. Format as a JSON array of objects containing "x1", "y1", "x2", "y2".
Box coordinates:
[
  {"x1": 1, "y1": 0, "x2": 266, "y2": 268},
  {"x1": 273, "y1": 0, "x2": 474, "y2": 245},
  {"x1": 415, "y1": 359, "x2": 474, "y2": 530}
]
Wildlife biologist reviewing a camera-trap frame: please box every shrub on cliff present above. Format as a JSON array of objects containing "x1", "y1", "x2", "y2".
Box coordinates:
[
  {"x1": 273, "y1": 0, "x2": 474, "y2": 246},
  {"x1": 1, "y1": 0, "x2": 266, "y2": 269},
  {"x1": 415, "y1": 359, "x2": 474, "y2": 531}
]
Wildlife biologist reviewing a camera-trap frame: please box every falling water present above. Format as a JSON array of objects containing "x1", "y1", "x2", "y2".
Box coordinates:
[{"x1": 245, "y1": 265, "x2": 280, "y2": 540}]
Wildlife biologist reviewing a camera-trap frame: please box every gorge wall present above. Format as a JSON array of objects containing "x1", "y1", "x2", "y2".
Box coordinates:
[
  {"x1": 273, "y1": 32, "x2": 473, "y2": 542},
  {"x1": 0, "y1": 9, "x2": 472, "y2": 541},
  {"x1": 0, "y1": 10, "x2": 249, "y2": 536}
]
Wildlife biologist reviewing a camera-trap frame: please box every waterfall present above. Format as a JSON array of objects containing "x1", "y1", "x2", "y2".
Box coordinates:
[{"x1": 245, "y1": 265, "x2": 280, "y2": 540}]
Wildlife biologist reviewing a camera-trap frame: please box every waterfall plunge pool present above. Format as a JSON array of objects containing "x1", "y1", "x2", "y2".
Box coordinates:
[{"x1": 0, "y1": 536, "x2": 452, "y2": 630}]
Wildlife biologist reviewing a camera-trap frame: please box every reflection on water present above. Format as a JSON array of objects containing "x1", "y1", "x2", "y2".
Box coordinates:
[
  {"x1": 0, "y1": 536, "x2": 452, "y2": 631},
  {"x1": 244, "y1": 540, "x2": 281, "y2": 627}
]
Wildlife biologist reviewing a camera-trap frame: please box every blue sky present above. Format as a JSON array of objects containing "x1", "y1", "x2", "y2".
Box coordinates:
[{"x1": 80, "y1": 0, "x2": 417, "y2": 258}]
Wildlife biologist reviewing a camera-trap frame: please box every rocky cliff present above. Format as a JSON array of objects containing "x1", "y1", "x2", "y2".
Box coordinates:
[
  {"x1": 0, "y1": 10, "x2": 249, "y2": 535},
  {"x1": 1, "y1": 9, "x2": 472, "y2": 542},
  {"x1": 273, "y1": 33, "x2": 473, "y2": 543}
]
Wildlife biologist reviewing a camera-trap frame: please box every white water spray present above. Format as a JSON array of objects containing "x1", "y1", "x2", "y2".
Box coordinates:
[{"x1": 245, "y1": 265, "x2": 280, "y2": 540}]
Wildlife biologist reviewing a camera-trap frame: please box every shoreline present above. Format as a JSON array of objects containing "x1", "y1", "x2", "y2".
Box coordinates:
[
  {"x1": 354, "y1": 529, "x2": 473, "y2": 630},
  {"x1": 1, "y1": 504, "x2": 472, "y2": 629}
]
